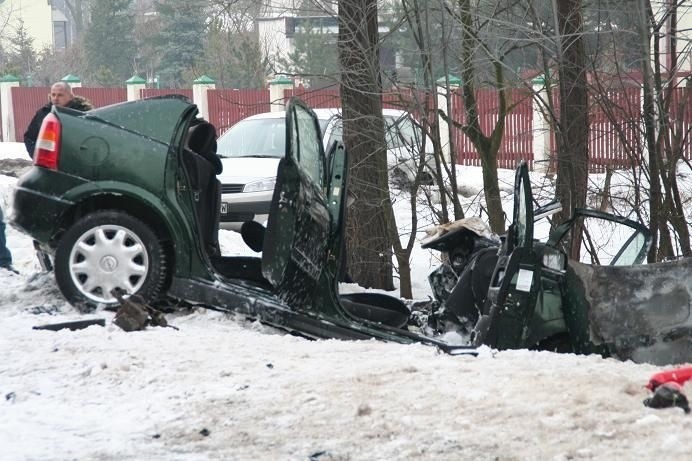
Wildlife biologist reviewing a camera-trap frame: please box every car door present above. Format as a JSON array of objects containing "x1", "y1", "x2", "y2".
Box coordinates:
[
  {"x1": 546, "y1": 207, "x2": 659, "y2": 361},
  {"x1": 472, "y1": 161, "x2": 543, "y2": 349},
  {"x1": 261, "y1": 99, "x2": 332, "y2": 307},
  {"x1": 547, "y1": 208, "x2": 651, "y2": 266}
]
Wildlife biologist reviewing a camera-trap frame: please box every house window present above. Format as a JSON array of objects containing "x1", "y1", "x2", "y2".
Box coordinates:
[{"x1": 53, "y1": 21, "x2": 68, "y2": 49}]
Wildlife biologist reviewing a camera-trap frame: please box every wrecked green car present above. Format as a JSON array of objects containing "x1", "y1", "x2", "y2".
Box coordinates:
[
  {"x1": 12, "y1": 96, "x2": 462, "y2": 351},
  {"x1": 10, "y1": 95, "x2": 692, "y2": 364},
  {"x1": 422, "y1": 162, "x2": 692, "y2": 365}
]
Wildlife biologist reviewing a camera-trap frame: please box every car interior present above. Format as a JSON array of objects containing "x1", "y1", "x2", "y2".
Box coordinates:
[
  {"x1": 183, "y1": 120, "x2": 266, "y2": 282},
  {"x1": 182, "y1": 120, "x2": 223, "y2": 257},
  {"x1": 180, "y1": 116, "x2": 413, "y2": 330}
]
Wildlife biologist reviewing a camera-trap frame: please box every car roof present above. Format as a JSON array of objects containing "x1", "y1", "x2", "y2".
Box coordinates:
[{"x1": 240, "y1": 107, "x2": 409, "y2": 122}]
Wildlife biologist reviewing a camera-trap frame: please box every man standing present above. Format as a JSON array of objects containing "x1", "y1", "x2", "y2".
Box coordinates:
[
  {"x1": 0, "y1": 205, "x2": 14, "y2": 273},
  {"x1": 23, "y1": 81, "x2": 92, "y2": 157}
]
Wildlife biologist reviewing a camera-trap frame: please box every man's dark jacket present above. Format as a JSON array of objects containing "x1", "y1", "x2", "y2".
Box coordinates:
[{"x1": 24, "y1": 96, "x2": 93, "y2": 158}]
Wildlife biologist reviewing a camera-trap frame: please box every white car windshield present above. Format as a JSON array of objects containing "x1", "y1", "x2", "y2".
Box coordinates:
[
  {"x1": 217, "y1": 119, "x2": 286, "y2": 159},
  {"x1": 324, "y1": 115, "x2": 422, "y2": 150},
  {"x1": 217, "y1": 113, "x2": 425, "y2": 159}
]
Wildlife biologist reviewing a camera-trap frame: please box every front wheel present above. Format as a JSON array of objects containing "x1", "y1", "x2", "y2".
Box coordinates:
[{"x1": 54, "y1": 211, "x2": 168, "y2": 311}]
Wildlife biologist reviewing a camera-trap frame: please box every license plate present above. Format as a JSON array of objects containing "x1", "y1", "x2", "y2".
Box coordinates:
[{"x1": 220, "y1": 202, "x2": 228, "y2": 214}]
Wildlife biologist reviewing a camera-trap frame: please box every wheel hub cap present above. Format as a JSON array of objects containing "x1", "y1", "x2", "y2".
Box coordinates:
[
  {"x1": 68, "y1": 224, "x2": 149, "y2": 304},
  {"x1": 99, "y1": 255, "x2": 118, "y2": 272}
]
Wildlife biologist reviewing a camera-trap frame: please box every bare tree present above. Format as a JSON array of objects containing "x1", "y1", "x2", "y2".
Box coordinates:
[
  {"x1": 452, "y1": 0, "x2": 521, "y2": 234},
  {"x1": 635, "y1": 0, "x2": 691, "y2": 260},
  {"x1": 205, "y1": 0, "x2": 268, "y2": 88},
  {"x1": 338, "y1": 0, "x2": 395, "y2": 290},
  {"x1": 550, "y1": 0, "x2": 590, "y2": 258},
  {"x1": 395, "y1": 0, "x2": 462, "y2": 224}
]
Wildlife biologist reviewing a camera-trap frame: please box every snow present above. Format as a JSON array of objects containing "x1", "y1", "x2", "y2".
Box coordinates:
[{"x1": 2, "y1": 145, "x2": 692, "y2": 460}]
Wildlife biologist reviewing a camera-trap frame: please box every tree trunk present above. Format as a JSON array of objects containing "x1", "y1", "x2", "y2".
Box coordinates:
[
  {"x1": 657, "y1": 4, "x2": 691, "y2": 259},
  {"x1": 396, "y1": 252, "x2": 413, "y2": 299},
  {"x1": 636, "y1": 0, "x2": 663, "y2": 261},
  {"x1": 338, "y1": 0, "x2": 395, "y2": 290},
  {"x1": 554, "y1": 0, "x2": 589, "y2": 259},
  {"x1": 457, "y1": 0, "x2": 505, "y2": 234}
]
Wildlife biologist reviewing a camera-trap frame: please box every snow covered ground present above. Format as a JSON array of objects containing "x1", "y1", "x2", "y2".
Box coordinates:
[{"x1": 1, "y1": 144, "x2": 692, "y2": 460}]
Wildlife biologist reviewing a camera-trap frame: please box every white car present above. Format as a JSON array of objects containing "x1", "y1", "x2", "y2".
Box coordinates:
[{"x1": 216, "y1": 108, "x2": 436, "y2": 230}]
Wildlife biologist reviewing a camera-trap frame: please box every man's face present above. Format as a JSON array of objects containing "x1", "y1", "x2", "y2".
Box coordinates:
[{"x1": 50, "y1": 85, "x2": 73, "y2": 107}]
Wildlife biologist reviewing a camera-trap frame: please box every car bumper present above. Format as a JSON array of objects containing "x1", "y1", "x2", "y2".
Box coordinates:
[
  {"x1": 219, "y1": 190, "x2": 273, "y2": 231},
  {"x1": 11, "y1": 177, "x2": 75, "y2": 248}
]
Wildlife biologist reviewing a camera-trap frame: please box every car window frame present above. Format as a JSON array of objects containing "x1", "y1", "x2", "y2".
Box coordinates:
[
  {"x1": 547, "y1": 208, "x2": 652, "y2": 266},
  {"x1": 288, "y1": 104, "x2": 326, "y2": 189}
]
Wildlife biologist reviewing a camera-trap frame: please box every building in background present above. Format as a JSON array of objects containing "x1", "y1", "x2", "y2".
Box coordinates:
[
  {"x1": 0, "y1": 0, "x2": 53, "y2": 50},
  {"x1": 256, "y1": 1, "x2": 395, "y2": 85},
  {"x1": 0, "y1": 0, "x2": 78, "y2": 51},
  {"x1": 664, "y1": 2, "x2": 691, "y2": 75},
  {"x1": 49, "y1": 0, "x2": 73, "y2": 50}
]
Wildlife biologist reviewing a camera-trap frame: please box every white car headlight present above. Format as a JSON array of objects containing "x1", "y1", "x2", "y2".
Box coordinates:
[{"x1": 243, "y1": 177, "x2": 276, "y2": 193}]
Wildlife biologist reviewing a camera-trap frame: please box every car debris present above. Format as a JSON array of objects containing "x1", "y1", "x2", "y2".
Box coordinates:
[
  {"x1": 33, "y1": 318, "x2": 106, "y2": 331},
  {"x1": 644, "y1": 382, "x2": 690, "y2": 413},
  {"x1": 646, "y1": 365, "x2": 692, "y2": 391},
  {"x1": 112, "y1": 289, "x2": 176, "y2": 332}
]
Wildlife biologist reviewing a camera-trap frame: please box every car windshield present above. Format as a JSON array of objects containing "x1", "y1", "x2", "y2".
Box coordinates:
[
  {"x1": 217, "y1": 118, "x2": 286, "y2": 159},
  {"x1": 324, "y1": 114, "x2": 423, "y2": 151},
  {"x1": 218, "y1": 112, "x2": 425, "y2": 159},
  {"x1": 384, "y1": 115, "x2": 422, "y2": 149}
]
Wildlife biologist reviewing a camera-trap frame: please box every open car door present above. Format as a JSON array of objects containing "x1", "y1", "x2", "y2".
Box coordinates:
[
  {"x1": 545, "y1": 208, "x2": 653, "y2": 356},
  {"x1": 472, "y1": 161, "x2": 543, "y2": 349},
  {"x1": 566, "y1": 257, "x2": 692, "y2": 365},
  {"x1": 549, "y1": 208, "x2": 692, "y2": 365},
  {"x1": 548, "y1": 208, "x2": 650, "y2": 266},
  {"x1": 262, "y1": 99, "x2": 331, "y2": 307}
]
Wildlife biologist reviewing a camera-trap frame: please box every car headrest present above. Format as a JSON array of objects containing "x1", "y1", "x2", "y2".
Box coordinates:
[{"x1": 187, "y1": 121, "x2": 217, "y2": 155}]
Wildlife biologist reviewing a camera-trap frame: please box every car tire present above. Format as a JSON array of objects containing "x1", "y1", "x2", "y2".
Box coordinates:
[
  {"x1": 533, "y1": 333, "x2": 573, "y2": 353},
  {"x1": 54, "y1": 210, "x2": 168, "y2": 311}
]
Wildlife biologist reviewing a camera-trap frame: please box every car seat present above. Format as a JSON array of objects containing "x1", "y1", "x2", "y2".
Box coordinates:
[
  {"x1": 183, "y1": 121, "x2": 222, "y2": 255},
  {"x1": 186, "y1": 121, "x2": 222, "y2": 174}
]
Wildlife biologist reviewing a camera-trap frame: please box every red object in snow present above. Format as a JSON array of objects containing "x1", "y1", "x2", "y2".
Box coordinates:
[
  {"x1": 646, "y1": 365, "x2": 692, "y2": 391},
  {"x1": 643, "y1": 381, "x2": 691, "y2": 413}
]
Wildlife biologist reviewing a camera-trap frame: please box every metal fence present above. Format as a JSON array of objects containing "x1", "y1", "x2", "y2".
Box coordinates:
[
  {"x1": 451, "y1": 88, "x2": 534, "y2": 169},
  {"x1": 10, "y1": 85, "x2": 691, "y2": 170},
  {"x1": 11, "y1": 87, "x2": 126, "y2": 141},
  {"x1": 207, "y1": 89, "x2": 270, "y2": 134}
]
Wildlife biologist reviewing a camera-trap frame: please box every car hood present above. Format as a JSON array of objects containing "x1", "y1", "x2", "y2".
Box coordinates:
[{"x1": 217, "y1": 157, "x2": 281, "y2": 183}]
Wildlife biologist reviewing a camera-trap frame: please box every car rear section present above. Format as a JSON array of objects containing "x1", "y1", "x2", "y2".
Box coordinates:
[
  {"x1": 12, "y1": 111, "x2": 89, "y2": 243},
  {"x1": 11, "y1": 97, "x2": 198, "y2": 310},
  {"x1": 13, "y1": 106, "x2": 171, "y2": 247}
]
